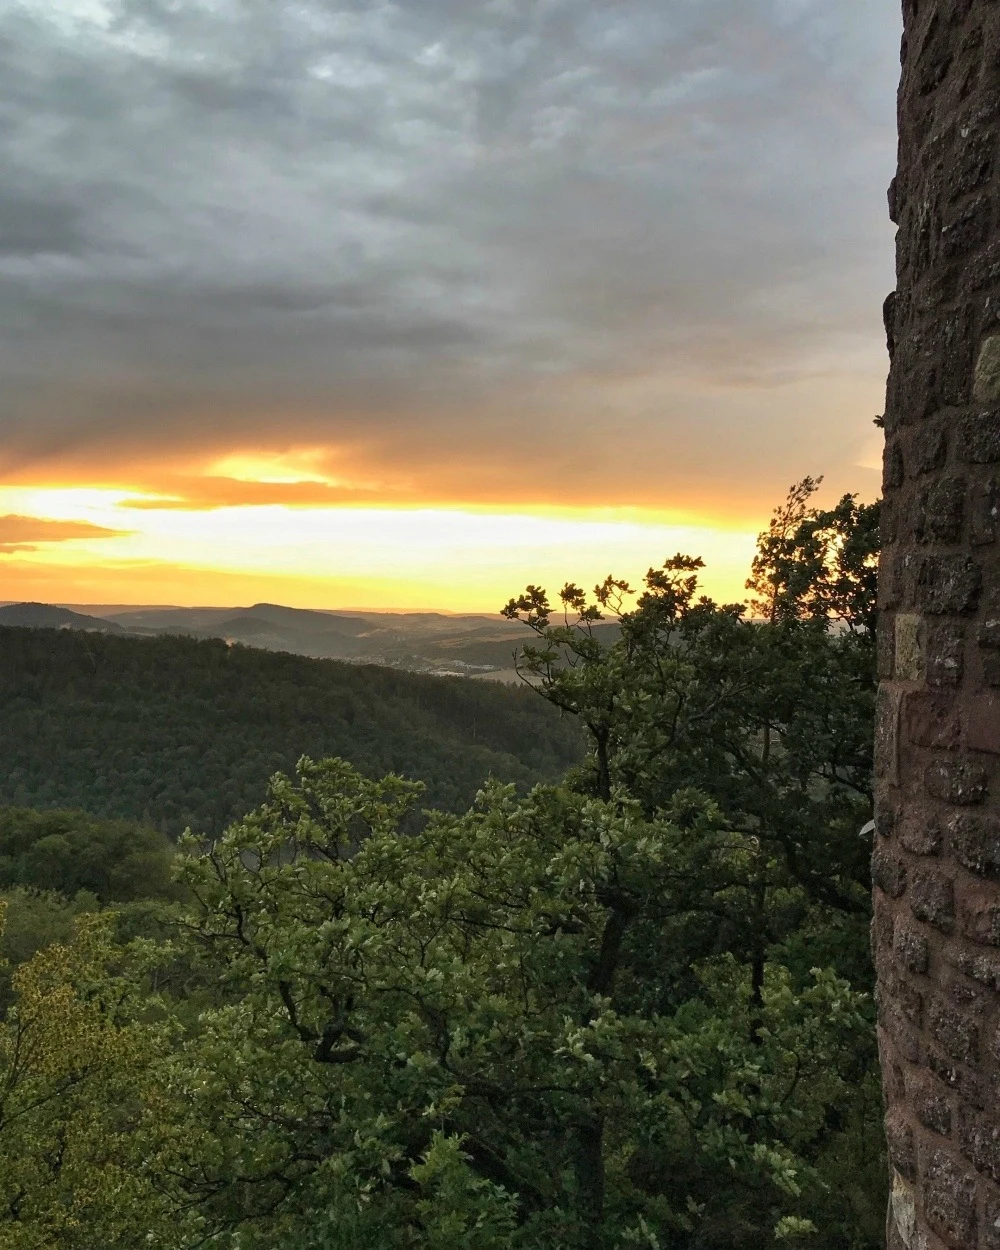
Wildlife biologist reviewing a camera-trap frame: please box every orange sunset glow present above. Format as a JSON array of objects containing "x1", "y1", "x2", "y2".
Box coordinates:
[{"x1": 0, "y1": 0, "x2": 897, "y2": 613}]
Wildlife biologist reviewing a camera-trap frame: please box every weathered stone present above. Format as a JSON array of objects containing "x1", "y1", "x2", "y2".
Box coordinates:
[
  {"x1": 893, "y1": 972, "x2": 926, "y2": 1029},
  {"x1": 879, "y1": 622, "x2": 898, "y2": 680},
  {"x1": 896, "y1": 926, "x2": 931, "y2": 975},
  {"x1": 925, "y1": 620, "x2": 965, "y2": 687},
  {"x1": 952, "y1": 128, "x2": 995, "y2": 201},
  {"x1": 874, "y1": 848, "x2": 908, "y2": 900},
  {"x1": 900, "y1": 815, "x2": 944, "y2": 856},
  {"x1": 887, "y1": 1109, "x2": 917, "y2": 1182},
  {"x1": 915, "y1": 423, "x2": 950, "y2": 473},
  {"x1": 971, "y1": 478, "x2": 1000, "y2": 545},
  {"x1": 915, "y1": 555, "x2": 982, "y2": 614},
  {"x1": 960, "y1": 411, "x2": 1000, "y2": 463},
  {"x1": 915, "y1": 476, "x2": 967, "y2": 544},
  {"x1": 961, "y1": 883, "x2": 1000, "y2": 946},
  {"x1": 952, "y1": 948, "x2": 1000, "y2": 992},
  {"x1": 983, "y1": 1188, "x2": 1000, "y2": 1250},
  {"x1": 909, "y1": 869, "x2": 956, "y2": 934},
  {"x1": 942, "y1": 199, "x2": 991, "y2": 268},
  {"x1": 878, "y1": 6, "x2": 1000, "y2": 1243},
  {"x1": 958, "y1": 1103, "x2": 1000, "y2": 1182},
  {"x1": 975, "y1": 338, "x2": 1000, "y2": 404},
  {"x1": 909, "y1": 1071, "x2": 953, "y2": 1136},
  {"x1": 896, "y1": 613, "x2": 925, "y2": 680},
  {"x1": 967, "y1": 691, "x2": 1000, "y2": 753},
  {"x1": 924, "y1": 757, "x2": 988, "y2": 805},
  {"x1": 949, "y1": 812, "x2": 1000, "y2": 876},
  {"x1": 876, "y1": 796, "x2": 902, "y2": 840},
  {"x1": 885, "y1": 441, "x2": 906, "y2": 490},
  {"x1": 928, "y1": 994, "x2": 980, "y2": 1063},
  {"x1": 927, "y1": 1047, "x2": 986, "y2": 1105},
  {"x1": 922, "y1": 1149, "x2": 978, "y2": 1246},
  {"x1": 905, "y1": 692, "x2": 961, "y2": 749},
  {"x1": 979, "y1": 607, "x2": 1000, "y2": 648},
  {"x1": 983, "y1": 652, "x2": 1000, "y2": 688}
]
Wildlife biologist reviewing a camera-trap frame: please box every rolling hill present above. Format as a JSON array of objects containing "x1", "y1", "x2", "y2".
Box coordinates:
[{"x1": 0, "y1": 626, "x2": 584, "y2": 835}]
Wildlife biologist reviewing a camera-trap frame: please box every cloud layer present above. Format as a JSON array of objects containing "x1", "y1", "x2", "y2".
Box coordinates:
[
  {"x1": 0, "y1": 0, "x2": 899, "y2": 517},
  {"x1": 0, "y1": 513, "x2": 124, "y2": 552}
]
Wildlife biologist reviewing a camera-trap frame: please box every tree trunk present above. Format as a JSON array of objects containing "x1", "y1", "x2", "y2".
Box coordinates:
[{"x1": 877, "y1": 4, "x2": 1000, "y2": 1248}]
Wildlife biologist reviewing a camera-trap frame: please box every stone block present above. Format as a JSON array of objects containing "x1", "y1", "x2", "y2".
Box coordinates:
[
  {"x1": 887, "y1": 1109, "x2": 917, "y2": 1181},
  {"x1": 908, "y1": 1071, "x2": 952, "y2": 1137},
  {"x1": 971, "y1": 478, "x2": 999, "y2": 544},
  {"x1": 877, "y1": 796, "x2": 902, "y2": 839},
  {"x1": 874, "y1": 847, "x2": 908, "y2": 899},
  {"x1": 949, "y1": 812, "x2": 1000, "y2": 877},
  {"x1": 896, "y1": 926, "x2": 931, "y2": 975},
  {"x1": 905, "y1": 692, "x2": 961, "y2": 749},
  {"x1": 937, "y1": 306, "x2": 976, "y2": 405},
  {"x1": 880, "y1": 620, "x2": 898, "y2": 679},
  {"x1": 895, "y1": 972, "x2": 926, "y2": 1029},
  {"x1": 876, "y1": 688, "x2": 902, "y2": 783},
  {"x1": 965, "y1": 238, "x2": 1000, "y2": 291},
  {"x1": 959, "y1": 411, "x2": 1000, "y2": 463},
  {"x1": 909, "y1": 868, "x2": 956, "y2": 933},
  {"x1": 896, "y1": 613, "x2": 925, "y2": 680},
  {"x1": 900, "y1": 815, "x2": 944, "y2": 856},
  {"x1": 922, "y1": 1148, "x2": 978, "y2": 1246},
  {"x1": 951, "y1": 948, "x2": 1000, "y2": 992},
  {"x1": 958, "y1": 1104, "x2": 1000, "y2": 1183},
  {"x1": 885, "y1": 441, "x2": 906, "y2": 490},
  {"x1": 967, "y1": 692, "x2": 1000, "y2": 753},
  {"x1": 983, "y1": 1189, "x2": 1000, "y2": 1250},
  {"x1": 926, "y1": 1048, "x2": 986, "y2": 1105},
  {"x1": 915, "y1": 476, "x2": 966, "y2": 544},
  {"x1": 950, "y1": 127, "x2": 995, "y2": 200},
  {"x1": 915, "y1": 555, "x2": 982, "y2": 614},
  {"x1": 942, "y1": 199, "x2": 990, "y2": 263},
  {"x1": 924, "y1": 757, "x2": 988, "y2": 805},
  {"x1": 925, "y1": 621, "x2": 965, "y2": 686},
  {"x1": 915, "y1": 423, "x2": 951, "y2": 473},
  {"x1": 960, "y1": 885, "x2": 1000, "y2": 947},
  {"x1": 975, "y1": 338, "x2": 1000, "y2": 404},
  {"x1": 983, "y1": 653, "x2": 1000, "y2": 688},
  {"x1": 928, "y1": 994, "x2": 980, "y2": 1064}
]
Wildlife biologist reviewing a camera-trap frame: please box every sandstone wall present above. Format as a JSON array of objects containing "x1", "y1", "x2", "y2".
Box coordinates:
[{"x1": 878, "y1": 3, "x2": 1000, "y2": 1247}]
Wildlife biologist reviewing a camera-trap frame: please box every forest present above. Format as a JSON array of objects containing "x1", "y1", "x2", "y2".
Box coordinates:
[
  {"x1": 0, "y1": 630, "x2": 584, "y2": 832},
  {"x1": 0, "y1": 481, "x2": 882, "y2": 1250}
]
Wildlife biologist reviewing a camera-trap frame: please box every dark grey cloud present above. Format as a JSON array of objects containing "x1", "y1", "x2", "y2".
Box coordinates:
[{"x1": 0, "y1": 0, "x2": 900, "y2": 503}]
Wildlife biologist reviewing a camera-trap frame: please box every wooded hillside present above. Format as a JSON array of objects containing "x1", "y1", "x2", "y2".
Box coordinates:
[{"x1": 0, "y1": 627, "x2": 583, "y2": 834}]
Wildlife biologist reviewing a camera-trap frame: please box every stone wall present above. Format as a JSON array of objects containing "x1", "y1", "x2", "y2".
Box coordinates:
[{"x1": 878, "y1": 3, "x2": 1000, "y2": 1247}]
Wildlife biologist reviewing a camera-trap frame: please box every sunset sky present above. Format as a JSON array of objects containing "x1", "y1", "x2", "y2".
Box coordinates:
[{"x1": 0, "y1": 0, "x2": 900, "y2": 612}]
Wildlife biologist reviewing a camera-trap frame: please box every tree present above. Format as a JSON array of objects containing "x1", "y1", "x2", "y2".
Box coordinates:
[
  {"x1": 159, "y1": 757, "x2": 876, "y2": 1249},
  {"x1": 0, "y1": 910, "x2": 170, "y2": 1249}
]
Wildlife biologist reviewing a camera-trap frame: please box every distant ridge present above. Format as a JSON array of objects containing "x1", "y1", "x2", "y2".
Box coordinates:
[
  {"x1": 0, "y1": 602, "x2": 124, "y2": 633},
  {"x1": 0, "y1": 599, "x2": 546, "y2": 677}
]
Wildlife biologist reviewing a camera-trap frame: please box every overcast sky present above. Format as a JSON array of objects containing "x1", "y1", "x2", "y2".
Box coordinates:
[{"x1": 0, "y1": 0, "x2": 902, "y2": 606}]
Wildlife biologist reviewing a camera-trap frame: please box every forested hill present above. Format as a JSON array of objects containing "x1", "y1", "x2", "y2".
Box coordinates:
[{"x1": 0, "y1": 626, "x2": 583, "y2": 835}]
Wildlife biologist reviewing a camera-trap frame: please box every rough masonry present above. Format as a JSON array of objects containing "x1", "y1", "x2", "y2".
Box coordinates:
[{"x1": 878, "y1": 3, "x2": 1000, "y2": 1247}]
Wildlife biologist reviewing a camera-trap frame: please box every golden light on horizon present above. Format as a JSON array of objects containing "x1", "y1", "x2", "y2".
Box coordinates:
[{"x1": 0, "y1": 484, "x2": 760, "y2": 613}]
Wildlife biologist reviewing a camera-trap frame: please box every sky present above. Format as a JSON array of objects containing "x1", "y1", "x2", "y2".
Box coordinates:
[{"x1": 0, "y1": 0, "x2": 901, "y2": 611}]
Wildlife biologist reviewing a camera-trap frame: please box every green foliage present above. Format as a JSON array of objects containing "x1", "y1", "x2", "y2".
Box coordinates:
[
  {"x1": 0, "y1": 629, "x2": 583, "y2": 834},
  {"x1": 154, "y1": 759, "x2": 876, "y2": 1249},
  {"x1": 0, "y1": 807, "x2": 177, "y2": 902},
  {"x1": 0, "y1": 887, "x2": 98, "y2": 1011},
  {"x1": 0, "y1": 911, "x2": 172, "y2": 1249},
  {"x1": 0, "y1": 481, "x2": 885, "y2": 1249}
]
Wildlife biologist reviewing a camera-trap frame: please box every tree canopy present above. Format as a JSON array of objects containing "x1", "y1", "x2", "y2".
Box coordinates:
[{"x1": 0, "y1": 482, "x2": 884, "y2": 1249}]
